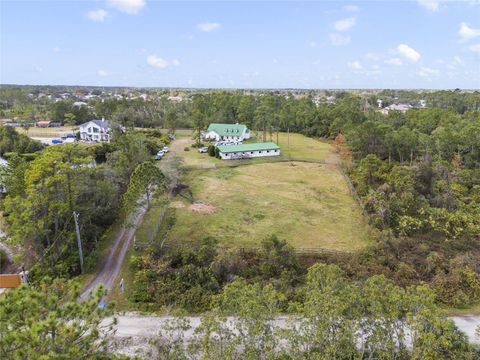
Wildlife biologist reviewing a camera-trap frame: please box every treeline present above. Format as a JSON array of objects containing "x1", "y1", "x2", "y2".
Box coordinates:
[
  {"x1": 1, "y1": 87, "x2": 479, "y2": 128},
  {"x1": 154, "y1": 263, "x2": 477, "y2": 359},
  {"x1": 0, "y1": 127, "x2": 168, "y2": 279},
  {"x1": 3, "y1": 269, "x2": 477, "y2": 359},
  {"x1": 0, "y1": 125, "x2": 44, "y2": 156}
]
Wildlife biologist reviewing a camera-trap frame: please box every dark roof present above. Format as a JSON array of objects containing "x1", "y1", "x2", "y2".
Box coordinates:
[{"x1": 83, "y1": 119, "x2": 110, "y2": 128}]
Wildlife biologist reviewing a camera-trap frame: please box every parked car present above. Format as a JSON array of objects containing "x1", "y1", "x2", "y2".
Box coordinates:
[
  {"x1": 198, "y1": 147, "x2": 209, "y2": 153},
  {"x1": 162, "y1": 146, "x2": 169, "y2": 153},
  {"x1": 155, "y1": 154, "x2": 163, "y2": 160},
  {"x1": 51, "y1": 139, "x2": 63, "y2": 144}
]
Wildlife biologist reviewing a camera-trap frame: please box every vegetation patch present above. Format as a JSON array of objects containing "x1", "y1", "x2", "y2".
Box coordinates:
[{"x1": 167, "y1": 161, "x2": 371, "y2": 251}]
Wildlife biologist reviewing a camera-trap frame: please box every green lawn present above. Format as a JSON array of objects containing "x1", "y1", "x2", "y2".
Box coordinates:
[
  {"x1": 167, "y1": 161, "x2": 371, "y2": 251},
  {"x1": 166, "y1": 131, "x2": 337, "y2": 169},
  {"x1": 18, "y1": 125, "x2": 78, "y2": 138}
]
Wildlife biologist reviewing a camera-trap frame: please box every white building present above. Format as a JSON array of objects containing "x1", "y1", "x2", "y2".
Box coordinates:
[
  {"x1": 217, "y1": 142, "x2": 280, "y2": 160},
  {"x1": 380, "y1": 104, "x2": 413, "y2": 115},
  {"x1": 204, "y1": 123, "x2": 251, "y2": 142},
  {"x1": 79, "y1": 119, "x2": 111, "y2": 142}
]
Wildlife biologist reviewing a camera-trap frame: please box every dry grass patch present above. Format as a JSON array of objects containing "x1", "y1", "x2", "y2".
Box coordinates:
[{"x1": 168, "y1": 162, "x2": 371, "y2": 251}]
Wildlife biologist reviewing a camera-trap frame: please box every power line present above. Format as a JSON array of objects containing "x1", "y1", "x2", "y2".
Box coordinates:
[{"x1": 73, "y1": 211, "x2": 84, "y2": 274}]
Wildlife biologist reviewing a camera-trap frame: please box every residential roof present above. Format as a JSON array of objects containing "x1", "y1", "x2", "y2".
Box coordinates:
[
  {"x1": 217, "y1": 142, "x2": 280, "y2": 154},
  {"x1": 207, "y1": 123, "x2": 247, "y2": 136},
  {"x1": 81, "y1": 119, "x2": 110, "y2": 128}
]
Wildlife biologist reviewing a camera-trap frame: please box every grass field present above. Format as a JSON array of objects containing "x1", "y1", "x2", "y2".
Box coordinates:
[
  {"x1": 169, "y1": 131, "x2": 338, "y2": 169},
  {"x1": 17, "y1": 126, "x2": 78, "y2": 138},
  {"x1": 167, "y1": 161, "x2": 371, "y2": 251}
]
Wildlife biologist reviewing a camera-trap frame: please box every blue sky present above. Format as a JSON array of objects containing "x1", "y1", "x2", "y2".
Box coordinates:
[{"x1": 1, "y1": 0, "x2": 479, "y2": 89}]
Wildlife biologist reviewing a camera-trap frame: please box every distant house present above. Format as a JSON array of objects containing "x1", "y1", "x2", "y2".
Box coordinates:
[
  {"x1": 49, "y1": 122, "x2": 64, "y2": 127},
  {"x1": 73, "y1": 101, "x2": 88, "y2": 107},
  {"x1": 380, "y1": 104, "x2": 413, "y2": 115},
  {"x1": 36, "y1": 120, "x2": 51, "y2": 128},
  {"x1": 204, "y1": 123, "x2": 251, "y2": 142},
  {"x1": 79, "y1": 119, "x2": 111, "y2": 142},
  {"x1": 217, "y1": 142, "x2": 280, "y2": 160}
]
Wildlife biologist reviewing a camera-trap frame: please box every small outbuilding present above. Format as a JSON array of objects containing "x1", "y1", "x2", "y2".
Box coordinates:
[
  {"x1": 217, "y1": 142, "x2": 280, "y2": 160},
  {"x1": 36, "y1": 120, "x2": 51, "y2": 128}
]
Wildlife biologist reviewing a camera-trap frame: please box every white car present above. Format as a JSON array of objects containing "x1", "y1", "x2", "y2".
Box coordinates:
[
  {"x1": 198, "y1": 147, "x2": 209, "y2": 153},
  {"x1": 162, "y1": 146, "x2": 169, "y2": 153}
]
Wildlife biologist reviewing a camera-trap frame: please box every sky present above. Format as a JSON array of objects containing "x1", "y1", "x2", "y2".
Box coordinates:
[{"x1": 1, "y1": 0, "x2": 479, "y2": 89}]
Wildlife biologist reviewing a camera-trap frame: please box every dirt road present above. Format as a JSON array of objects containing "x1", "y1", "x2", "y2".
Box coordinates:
[
  {"x1": 106, "y1": 313, "x2": 480, "y2": 357},
  {"x1": 79, "y1": 208, "x2": 146, "y2": 301}
]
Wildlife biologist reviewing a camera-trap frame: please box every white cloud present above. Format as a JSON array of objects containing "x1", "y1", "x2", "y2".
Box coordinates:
[
  {"x1": 458, "y1": 22, "x2": 480, "y2": 41},
  {"x1": 172, "y1": 59, "x2": 181, "y2": 66},
  {"x1": 309, "y1": 41, "x2": 318, "y2": 48},
  {"x1": 329, "y1": 33, "x2": 351, "y2": 46},
  {"x1": 453, "y1": 56, "x2": 464, "y2": 65},
  {"x1": 365, "y1": 52, "x2": 380, "y2": 61},
  {"x1": 347, "y1": 61, "x2": 363, "y2": 70},
  {"x1": 469, "y1": 43, "x2": 480, "y2": 54},
  {"x1": 273, "y1": 59, "x2": 279, "y2": 64},
  {"x1": 417, "y1": 66, "x2": 439, "y2": 78},
  {"x1": 87, "y1": 9, "x2": 108, "y2": 22},
  {"x1": 334, "y1": 17, "x2": 356, "y2": 31},
  {"x1": 344, "y1": 5, "x2": 359, "y2": 12},
  {"x1": 385, "y1": 58, "x2": 403, "y2": 66},
  {"x1": 396, "y1": 44, "x2": 421, "y2": 63},
  {"x1": 53, "y1": 47, "x2": 61, "y2": 53},
  {"x1": 417, "y1": 0, "x2": 440, "y2": 12},
  {"x1": 97, "y1": 70, "x2": 108, "y2": 77},
  {"x1": 107, "y1": 0, "x2": 145, "y2": 15},
  {"x1": 147, "y1": 55, "x2": 169, "y2": 69},
  {"x1": 197, "y1": 22, "x2": 221, "y2": 32}
]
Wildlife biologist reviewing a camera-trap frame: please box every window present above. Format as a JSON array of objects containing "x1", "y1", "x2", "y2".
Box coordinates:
[{"x1": 267, "y1": 150, "x2": 270, "y2": 153}]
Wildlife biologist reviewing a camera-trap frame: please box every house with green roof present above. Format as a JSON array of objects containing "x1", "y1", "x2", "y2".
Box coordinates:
[
  {"x1": 204, "y1": 123, "x2": 250, "y2": 142},
  {"x1": 217, "y1": 142, "x2": 280, "y2": 160}
]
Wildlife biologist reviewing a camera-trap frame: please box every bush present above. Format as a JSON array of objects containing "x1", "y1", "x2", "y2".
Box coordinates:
[
  {"x1": 208, "y1": 145, "x2": 215, "y2": 157},
  {"x1": 184, "y1": 147, "x2": 190, "y2": 151}
]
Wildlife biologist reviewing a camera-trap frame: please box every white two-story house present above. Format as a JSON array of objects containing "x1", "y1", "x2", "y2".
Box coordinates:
[{"x1": 79, "y1": 119, "x2": 111, "y2": 142}]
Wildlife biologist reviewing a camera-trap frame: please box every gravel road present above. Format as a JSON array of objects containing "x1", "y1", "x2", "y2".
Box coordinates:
[{"x1": 79, "y1": 208, "x2": 146, "y2": 301}]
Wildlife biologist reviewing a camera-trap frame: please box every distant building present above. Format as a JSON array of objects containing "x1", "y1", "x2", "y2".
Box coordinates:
[
  {"x1": 49, "y1": 122, "x2": 64, "y2": 127},
  {"x1": 79, "y1": 119, "x2": 111, "y2": 142},
  {"x1": 73, "y1": 101, "x2": 88, "y2": 107},
  {"x1": 36, "y1": 121, "x2": 51, "y2": 128},
  {"x1": 217, "y1": 142, "x2": 280, "y2": 160},
  {"x1": 377, "y1": 99, "x2": 383, "y2": 108},
  {"x1": 380, "y1": 104, "x2": 413, "y2": 115},
  {"x1": 167, "y1": 95, "x2": 183, "y2": 102},
  {"x1": 204, "y1": 123, "x2": 251, "y2": 142}
]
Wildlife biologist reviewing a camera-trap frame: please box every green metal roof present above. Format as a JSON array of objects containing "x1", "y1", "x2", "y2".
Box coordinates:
[
  {"x1": 207, "y1": 123, "x2": 248, "y2": 136},
  {"x1": 217, "y1": 142, "x2": 280, "y2": 154}
]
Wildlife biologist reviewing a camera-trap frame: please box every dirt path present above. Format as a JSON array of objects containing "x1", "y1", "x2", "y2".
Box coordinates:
[
  {"x1": 79, "y1": 207, "x2": 146, "y2": 301},
  {"x1": 106, "y1": 314, "x2": 480, "y2": 357}
]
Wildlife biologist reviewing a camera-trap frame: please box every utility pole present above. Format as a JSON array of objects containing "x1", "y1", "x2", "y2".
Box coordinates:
[{"x1": 73, "y1": 211, "x2": 84, "y2": 274}]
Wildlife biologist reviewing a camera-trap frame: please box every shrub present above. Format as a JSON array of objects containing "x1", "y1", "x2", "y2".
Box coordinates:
[
  {"x1": 208, "y1": 145, "x2": 215, "y2": 157},
  {"x1": 184, "y1": 147, "x2": 190, "y2": 151}
]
